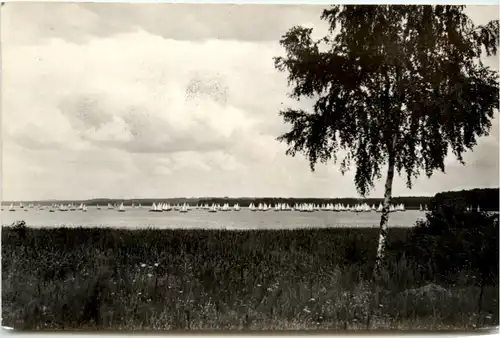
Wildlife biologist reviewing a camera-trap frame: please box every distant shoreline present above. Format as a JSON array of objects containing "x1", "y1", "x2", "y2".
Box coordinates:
[
  {"x1": 3, "y1": 187, "x2": 498, "y2": 211},
  {"x1": 1, "y1": 196, "x2": 433, "y2": 204}
]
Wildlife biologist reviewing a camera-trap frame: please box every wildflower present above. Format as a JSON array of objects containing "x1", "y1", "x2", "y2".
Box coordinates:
[
  {"x1": 309, "y1": 298, "x2": 316, "y2": 302},
  {"x1": 147, "y1": 273, "x2": 153, "y2": 278},
  {"x1": 180, "y1": 290, "x2": 183, "y2": 294},
  {"x1": 140, "y1": 263, "x2": 146, "y2": 268},
  {"x1": 303, "y1": 308, "x2": 311, "y2": 313},
  {"x1": 486, "y1": 314, "x2": 492, "y2": 319},
  {"x1": 138, "y1": 292, "x2": 142, "y2": 296},
  {"x1": 154, "y1": 263, "x2": 159, "y2": 267}
]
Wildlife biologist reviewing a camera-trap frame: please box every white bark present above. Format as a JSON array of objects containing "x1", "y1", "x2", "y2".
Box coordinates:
[{"x1": 373, "y1": 150, "x2": 396, "y2": 279}]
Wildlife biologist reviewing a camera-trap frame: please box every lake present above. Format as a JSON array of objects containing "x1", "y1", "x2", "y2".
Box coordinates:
[{"x1": 1, "y1": 208, "x2": 426, "y2": 229}]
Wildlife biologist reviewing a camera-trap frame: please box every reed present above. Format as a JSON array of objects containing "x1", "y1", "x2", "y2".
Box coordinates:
[{"x1": 2, "y1": 226, "x2": 498, "y2": 330}]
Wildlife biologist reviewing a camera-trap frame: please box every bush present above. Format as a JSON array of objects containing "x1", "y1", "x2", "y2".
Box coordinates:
[{"x1": 402, "y1": 204, "x2": 499, "y2": 286}]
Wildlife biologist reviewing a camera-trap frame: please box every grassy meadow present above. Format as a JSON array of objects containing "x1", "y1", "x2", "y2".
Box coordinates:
[{"x1": 2, "y1": 225, "x2": 498, "y2": 331}]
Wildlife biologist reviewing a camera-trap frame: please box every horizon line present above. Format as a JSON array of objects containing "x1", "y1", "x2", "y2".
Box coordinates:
[
  {"x1": 0, "y1": 194, "x2": 451, "y2": 203},
  {"x1": 3, "y1": 186, "x2": 499, "y2": 203}
]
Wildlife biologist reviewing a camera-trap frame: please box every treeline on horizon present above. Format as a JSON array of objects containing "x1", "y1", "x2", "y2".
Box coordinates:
[{"x1": 4, "y1": 188, "x2": 499, "y2": 211}]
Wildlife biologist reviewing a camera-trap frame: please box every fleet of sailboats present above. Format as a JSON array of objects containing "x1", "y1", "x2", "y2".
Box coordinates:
[{"x1": 3, "y1": 201, "x2": 486, "y2": 214}]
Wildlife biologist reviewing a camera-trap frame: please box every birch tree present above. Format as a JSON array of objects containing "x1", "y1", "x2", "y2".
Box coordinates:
[{"x1": 273, "y1": 5, "x2": 499, "y2": 277}]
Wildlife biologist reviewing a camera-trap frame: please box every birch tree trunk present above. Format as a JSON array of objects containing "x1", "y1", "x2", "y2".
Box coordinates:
[{"x1": 373, "y1": 149, "x2": 396, "y2": 279}]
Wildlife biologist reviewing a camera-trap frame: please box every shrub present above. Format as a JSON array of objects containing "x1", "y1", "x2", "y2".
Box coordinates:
[{"x1": 403, "y1": 204, "x2": 499, "y2": 286}]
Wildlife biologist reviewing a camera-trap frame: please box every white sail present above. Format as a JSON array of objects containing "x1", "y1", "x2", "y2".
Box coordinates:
[
  {"x1": 208, "y1": 203, "x2": 217, "y2": 213},
  {"x1": 179, "y1": 203, "x2": 188, "y2": 213},
  {"x1": 118, "y1": 203, "x2": 125, "y2": 212}
]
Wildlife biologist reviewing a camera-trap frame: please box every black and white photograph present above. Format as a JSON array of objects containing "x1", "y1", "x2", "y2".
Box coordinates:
[{"x1": 1, "y1": 2, "x2": 499, "y2": 331}]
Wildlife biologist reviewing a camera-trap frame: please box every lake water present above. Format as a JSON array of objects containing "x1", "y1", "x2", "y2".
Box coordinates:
[{"x1": 1, "y1": 208, "x2": 426, "y2": 229}]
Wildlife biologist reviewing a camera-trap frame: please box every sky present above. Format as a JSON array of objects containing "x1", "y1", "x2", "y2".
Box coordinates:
[{"x1": 1, "y1": 3, "x2": 499, "y2": 201}]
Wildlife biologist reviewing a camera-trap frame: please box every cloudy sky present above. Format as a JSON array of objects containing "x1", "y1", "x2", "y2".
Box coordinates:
[{"x1": 1, "y1": 3, "x2": 498, "y2": 201}]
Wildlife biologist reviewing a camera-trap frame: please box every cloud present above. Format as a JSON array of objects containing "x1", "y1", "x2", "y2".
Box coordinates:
[
  {"x1": 1, "y1": 3, "x2": 499, "y2": 200},
  {"x1": 1, "y1": 3, "x2": 330, "y2": 45}
]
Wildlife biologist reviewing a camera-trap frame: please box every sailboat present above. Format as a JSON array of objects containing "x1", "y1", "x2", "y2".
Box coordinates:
[
  {"x1": 9, "y1": 203, "x2": 15, "y2": 212},
  {"x1": 208, "y1": 203, "x2": 217, "y2": 213},
  {"x1": 82, "y1": 204, "x2": 88, "y2": 212},
  {"x1": 108, "y1": 203, "x2": 114, "y2": 210},
  {"x1": 149, "y1": 202, "x2": 157, "y2": 212},
  {"x1": 118, "y1": 203, "x2": 125, "y2": 212},
  {"x1": 179, "y1": 203, "x2": 189, "y2": 213},
  {"x1": 96, "y1": 204, "x2": 101, "y2": 210}
]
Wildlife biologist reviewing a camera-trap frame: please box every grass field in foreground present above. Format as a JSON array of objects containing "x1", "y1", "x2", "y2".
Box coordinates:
[{"x1": 2, "y1": 226, "x2": 498, "y2": 331}]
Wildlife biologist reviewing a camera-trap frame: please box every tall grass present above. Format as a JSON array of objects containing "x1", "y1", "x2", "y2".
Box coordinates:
[{"x1": 2, "y1": 226, "x2": 498, "y2": 331}]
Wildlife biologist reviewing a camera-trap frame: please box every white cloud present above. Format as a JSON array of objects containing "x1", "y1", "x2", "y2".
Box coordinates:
[{"x1": 1, "y1": 4, "x2": 498, "y2": 201}]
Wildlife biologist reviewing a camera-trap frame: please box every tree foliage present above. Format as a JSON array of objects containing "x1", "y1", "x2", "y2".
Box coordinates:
[
  {"x1": 406, "y1": 205, "x2": 499, "y2": 286},
  {"x1": 274, "y1": 5, "x2": 499, "y2": 197}
]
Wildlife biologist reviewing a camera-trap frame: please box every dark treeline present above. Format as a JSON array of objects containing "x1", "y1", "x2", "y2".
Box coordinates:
[
  {"x1": 4, "y1": 197, "x2": 430, "y2": 209},
  {"x1": 431, "y1": 188, "x2": 499, "y2": 212},
  {"x1": 3, "y1": 188, "x2": 498, "y2": 211},
  {"x1": 195, "y1": 196, "x2": 431, "y2": 209}
]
